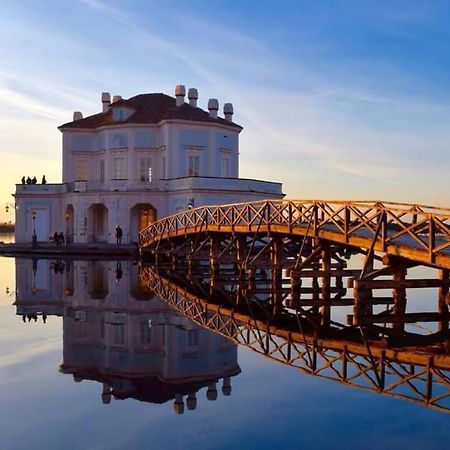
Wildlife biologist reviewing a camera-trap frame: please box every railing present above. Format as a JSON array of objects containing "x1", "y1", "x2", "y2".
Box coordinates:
[
  {"x1": 67, "y1": 179, "x2": 158, "y2": 192},
  {"x1": 15, "y1": 183, "x2": 67, "y2": 194},
  {"x1": 160, "y1": 176, "x2": 283, "y2": 194},
  {"x1": 140, "y1": 200, "x2": 450, "y2": 268}
]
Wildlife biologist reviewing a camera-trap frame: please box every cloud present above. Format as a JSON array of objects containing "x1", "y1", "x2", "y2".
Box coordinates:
[
  {"x1": 0, "y1": 338, "x2": 60, "y2": 368},
  {"x1": 1, "y1": 0, "x2": 449, "y2": 213}
]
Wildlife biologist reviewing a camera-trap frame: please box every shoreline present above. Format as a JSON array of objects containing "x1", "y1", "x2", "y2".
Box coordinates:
[{"x1": 0, "y1": 242, "x2": 139, "y2": 257}]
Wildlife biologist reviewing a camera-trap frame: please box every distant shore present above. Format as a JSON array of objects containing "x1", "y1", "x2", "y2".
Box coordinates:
[{"x1": 0, "y1": 224, "x2": 14, "y2": 233}]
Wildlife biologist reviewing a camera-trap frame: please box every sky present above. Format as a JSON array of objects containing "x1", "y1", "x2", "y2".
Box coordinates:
[{"x1": 1, "y1": 0, "x2": 450, "y2": 222}]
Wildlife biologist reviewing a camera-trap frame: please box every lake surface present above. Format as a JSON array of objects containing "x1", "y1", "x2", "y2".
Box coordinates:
[{"x1": 0, "y1": 249, "x2": 449, "y2": 449}]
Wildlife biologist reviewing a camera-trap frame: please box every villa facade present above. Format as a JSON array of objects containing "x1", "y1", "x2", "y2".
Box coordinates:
[{"x1": 14, "y1": 85, "x2": 283, "y2": 244}]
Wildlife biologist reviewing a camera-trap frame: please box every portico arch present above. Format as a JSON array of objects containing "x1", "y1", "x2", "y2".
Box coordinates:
[
  {"x1": 87, "y1": 204, "x2": 109, "y2": 243},
  {"x1": 130, "y1": 204, "x2": 157, "y2": 243}
]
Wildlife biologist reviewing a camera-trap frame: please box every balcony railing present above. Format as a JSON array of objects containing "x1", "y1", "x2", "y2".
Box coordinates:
[
  {"x1": 67, "y1": 180, "x2": 158, "y2": 192},
  {"x1": 15, "y1": 183, "x2": 67, "y2": 194},
  {"x1": 159, "y1": 176, "x2": 283, "y2": 195}
]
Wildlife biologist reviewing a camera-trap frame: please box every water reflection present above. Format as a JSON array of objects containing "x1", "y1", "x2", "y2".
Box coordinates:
[
  {"x1": 14, "y1": 258, "x2": 240, "y2": 414},
  {"x1": 12, "y1": 256, "x2": 450, "y2": 415},
  {"x1": 142, "y1": 263, "x2": 450, "y2": 413}
]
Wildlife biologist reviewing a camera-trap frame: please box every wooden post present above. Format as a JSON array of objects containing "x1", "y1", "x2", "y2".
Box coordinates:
[
  {"x1": 169, "y1": 242, "x2": 177, "y2": 271},
  {"x1": 290, "y1": 269, "x2": 302, "y2": 304},
  {"x1": 236, "y1": 235, "x2": 247, "y2": 282},
  {"x1": 438, "y1": 269, "x2": 449, "y2": 334},
  {"x1": 335, "y1": 275, "x2": 344, "y2": 291},
  {"x1": 353, "y1": 281, "x2": 371, "y2": 326},
  {"x1": 187, "y1": 238, "x2": 196, "y2": 279},
  {"x1": 320, "y1": 244, "x2": 331, "y2": 327},
  {"x1": 209, "y1": 234, "x2": 220, "y2": 290},
  {"x1": 236, "y1": 278, "x2": 245, "y2": 307},
  {"x1": 392, "y1": 265, "x2": 407, "y2": 334},
  {"x1": 271, "y1": 236, "x2": 283, "y2": 314},
  {"x1": 247, "y1": 267, "x2": 256, "y2": 292}
]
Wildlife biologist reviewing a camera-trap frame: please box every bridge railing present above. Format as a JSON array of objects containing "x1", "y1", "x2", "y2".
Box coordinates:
[{"x1": 140, "y1": 200, "x2": 450, "y2": 265}]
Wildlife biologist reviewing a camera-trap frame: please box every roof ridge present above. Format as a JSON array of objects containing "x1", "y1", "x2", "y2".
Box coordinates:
[{"x1": 59, "y1": 92, "x2": 242, "y2": 130}]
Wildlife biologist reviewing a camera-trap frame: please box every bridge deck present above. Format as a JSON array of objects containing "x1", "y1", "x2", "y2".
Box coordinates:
[{"x1": 140, "y1": 200, "x2": 450, "y2": 269}]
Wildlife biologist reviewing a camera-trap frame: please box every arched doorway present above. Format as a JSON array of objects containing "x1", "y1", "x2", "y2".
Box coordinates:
[
  {"x1": 65, "y1": 204, "x2": 74, "y2": 245},
  {"x1": 130, "y1": 204, "x2": 157, "y2": 243},
  {"x1": 87, "y1": 204, "x2": 109, "y2": 243},
  {"x1": 87, "y1": 261, "x2": 108, "y2": 299}
]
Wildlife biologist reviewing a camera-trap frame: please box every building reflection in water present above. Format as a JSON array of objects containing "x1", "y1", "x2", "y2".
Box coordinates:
[{"x1": 14, "y1": 258, "x2": 241, "y2": 414}]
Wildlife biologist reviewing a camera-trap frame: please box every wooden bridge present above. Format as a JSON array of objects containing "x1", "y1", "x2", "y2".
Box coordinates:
[
  {"x1": 140, "y1": 265, "x2": 450, "y2": 413},
  {"x1": 140, "y1": 200, "x2": 450, "y2": 269},
  {"x1": 139, "y1": 199, "x2": 450, "y2": 412}
]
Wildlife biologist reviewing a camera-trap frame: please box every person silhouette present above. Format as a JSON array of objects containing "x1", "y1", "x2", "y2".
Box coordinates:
[
  {"x1": 21, "y1": 176, "x2": 25, "y2": 184},
  {"x1": 115, "y1": 225, "x2": 123, "y2": 245},
  {"x1": 42, "y1": 175, "x2": 47, "y2": 184},
  {"x1": 115, "y1": 262, "x2": 123, "y2": 282}
]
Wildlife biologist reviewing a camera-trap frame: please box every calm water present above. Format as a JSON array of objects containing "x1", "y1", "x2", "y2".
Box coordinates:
[{"x1": 0, "y1": 250, "x2": 449, "y2": 449}]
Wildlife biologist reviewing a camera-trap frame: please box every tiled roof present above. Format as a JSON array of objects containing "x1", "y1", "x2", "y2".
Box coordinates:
[{"x1": 59, "y1": 93, "x2": 242, "y2": 130}]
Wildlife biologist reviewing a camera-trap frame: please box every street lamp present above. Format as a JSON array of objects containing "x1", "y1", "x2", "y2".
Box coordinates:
[
  {"x1": 188, "y1": 198, "x2": 194, "y2": 210},
  {"x1": 31, "y1": 209, "x2": 37, "y2": 247},
  {"x1": 65, "y1": 212, "x2": 70, "y2": 245},
  {"x1": 31, "y1": 209, "x2": 36, "y2": 234}
]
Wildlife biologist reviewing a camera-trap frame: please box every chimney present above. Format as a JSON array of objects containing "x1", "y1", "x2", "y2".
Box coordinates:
[
  {"x1": 101, "y1": 92, "x2": 111, "y2": 112},
  {"x1": 186, "y1": 392, "x2": 197, "y2": 411},
  {"x1": 206, "y1": 382, "x2": 218, "y2": 401},
  {"x1": 173, "y1": 393, "x2": 185, "y2": 415},
  {"x1": 188, "y1": 88, "x2": 198, "y2": 107},
  {"x1": 175, "y1": 84, "x2": 186, "y2": 107},
  {"x1": 223, "y1": 103, "x2": 233, "y2": 122},
  {"x1": 208, "y1": 98, "x2": 219, "y2": 119},
  {"x1": 73, "y1": 111, "x2": 83, "y2": 121},
  {"x1": 112, "y1": 95, "x2": 122, "y2": 103}
]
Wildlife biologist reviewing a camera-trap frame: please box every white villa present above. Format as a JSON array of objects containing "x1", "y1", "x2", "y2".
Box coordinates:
[{"x1": 14, "y1": 85, "x2": 284, "y2": 244}]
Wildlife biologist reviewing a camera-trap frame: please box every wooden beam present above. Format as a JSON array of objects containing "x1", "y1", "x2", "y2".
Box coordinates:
[
  {"x1": 347, "y1": 312, "x2": 445, "y2": 324},
  {"x1": 287, "y1": 296, "x2": 394, "y2": 307},
  {"x1": 349, "y1": 278, "x2": 445, "y2": 290}
]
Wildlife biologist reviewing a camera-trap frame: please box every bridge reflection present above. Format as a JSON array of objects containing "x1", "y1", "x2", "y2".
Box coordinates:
[
  {"x1": 140, "y1": 260, "x2": 450, "y2": 413},
  {"x1": 14, "y1": 258, "x2": 240, "y2": 414}
]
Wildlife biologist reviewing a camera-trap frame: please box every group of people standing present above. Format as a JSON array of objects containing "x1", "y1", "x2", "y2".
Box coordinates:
[
  {"x1": 53, "y1": 231, "x2": 66, "y2": 246},
  {"x1": 22, "y1": 314, "x2": 47, "y2": 323},
  {"x1": 21, "y1": 175, "x2": 46, "y2": 185}
]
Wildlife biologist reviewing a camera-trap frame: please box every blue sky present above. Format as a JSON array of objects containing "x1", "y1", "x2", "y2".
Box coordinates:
[{"x1": 1, "y1": 0, "x2": 450, "y2": 221}]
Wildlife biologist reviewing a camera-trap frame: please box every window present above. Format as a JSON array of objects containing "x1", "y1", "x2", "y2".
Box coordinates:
[
  {"x1": 162, "y1": 156, "x2": 166, "y2": 179},
  {"x1": 113, "y1": 109, "x2": 124, "y2": 122},
  {"x1": 100, "y1": 160, "x2": 105, "y2": 184},
  {"x1": 75, "y1": 159, "x2": 88, "y2": 181},
  {"x1": 114, "y1": 324, "x2": 125, "y2": 345},
  {"x1": 114, "y1": 157, "x2": 126, "y2": 179},
  {"x1": 139, "y1": 158, "x2": 153, "y2": 182},
  {"x1": 221, "y1": 157, "x2": 230, "y2": 177},
  {"x1": 112, "y1": 133, "x2": 127, "y2": 148},
  {"x1": 188, "y1": 155, "x2": 200, "y2": 176},
  {"x1": 140, "y1": 319, "x2": 152, "y2": 344},
  {"x1": 187, "y1": 329, "x2": 200, "y2": 347}
]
